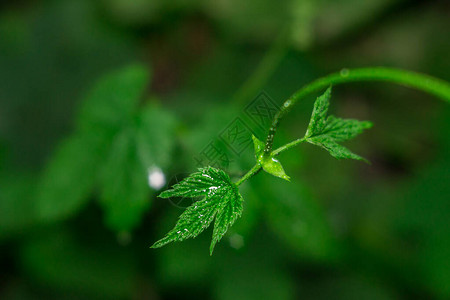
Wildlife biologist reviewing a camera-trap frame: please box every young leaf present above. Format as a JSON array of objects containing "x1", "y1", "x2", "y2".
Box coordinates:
[
  {"x1": 304, "y1": 87, "x2": 372, "y2": 161},
  {"x1": 151, "y1": 167, "x2": 243, "y2": 255},
  {"x1": 252, "y1": 134, "x2": 265, "y2": 156},
  {"x1": 252, "y1": 135, "x2": 290, "y2": 181}
]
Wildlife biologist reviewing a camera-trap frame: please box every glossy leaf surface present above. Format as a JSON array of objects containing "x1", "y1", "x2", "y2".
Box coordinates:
[
  {"x1": 152, "y1": 167, "x2": 243, "y2": 255},
  {"x1": 305, "y1": 87, "x2": 372, "y2": 161},
  {"x1": 253, "y1": 135, "x2": 290, "y2": 181}
]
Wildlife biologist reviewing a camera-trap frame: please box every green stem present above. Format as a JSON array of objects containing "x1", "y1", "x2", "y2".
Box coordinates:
[
  {"x1": 263, "y1": 67, "x2": 450, "y2": 153},
  {"x1": 235, "y1": 164, "x2": 262, "y2": 186},
  {"x1": 235, "y1": 67, "x2": 450, "y2": 186},
  {"x1": 271, "y1": 137, "x2": 307, "y2": 156}
]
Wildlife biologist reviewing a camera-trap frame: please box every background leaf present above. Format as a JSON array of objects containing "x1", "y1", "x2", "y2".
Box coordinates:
[
  {"x1": 76, "y1": 64, "x2": 150, "y2": 134},
  {"x1": 99, "y1": 103, "x2": 177, "y2": 231},
  {"x1": 99, "y1": 129, "x2": 151, "y2": 232},
  {"x1": 36, "y1": 134, "x2": 105, "y2": 222}
]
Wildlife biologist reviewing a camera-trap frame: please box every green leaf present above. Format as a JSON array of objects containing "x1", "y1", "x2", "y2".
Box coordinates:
[
  {"x1": 260, "y1": 156, "x2": 291, "y2": 181},
  {"x1": 77, "y1": 64, "x2": 150, "y2": 134},
  {"x1": 36, "y1": 65, "x2": 153, "y2": 225},
  {"x1": 99, "y1": 104, "x2": 177, "y2": 232},
  {"x1": 252, "y1": 135, "x2": 290, "y2": 181},
  {"x1": 320, "y1": 115, "x2": 373, "y2": 142},
  {"x1": 152, "y1": 167, "x2": 244, "y2": 255},
  {"x1": 305, "y1": 87, "x2": 332, "y2": 138},
  {"x1": 36, "y1": 134, "x2": 106, "y2": 222},
  {"x1": 99, "y1": 129, "x2": 151, "y2": 232},
  {"x1": 252, "y1": 134, "x2": 265, "y2": 156},
  {"x1": 304, "y1": 87, "x2": 372, "y2": 161}
]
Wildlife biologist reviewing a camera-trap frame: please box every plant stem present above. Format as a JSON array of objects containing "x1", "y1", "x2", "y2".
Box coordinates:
[
  {"x1": 271, "y1": 137, "x2": 307, "y2": 156},
  {"x1": 263, "y1": 67, "x2": 450, "y2": 153},
  {"x1": 235, "y1": 67, "x2": 450, "y2": 186},
  {"x1": 235, "y1": 164, "x2": 261, "y2": 186}
]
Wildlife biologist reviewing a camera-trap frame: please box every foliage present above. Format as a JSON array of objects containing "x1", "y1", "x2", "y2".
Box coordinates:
[
  {"x1": 152, "y1": 167, "x2": 243, "y2": 255},
  {"x1": 253, "y1": 135, "x2": 290, "y2": 181},
  {"x1": 304, "y1": 87, "x2": 373, "y2": 161},
  {"x1": 36, "y1": 65, "x2": 177, "y2": 231},
  {"x1": 1, "y1": 1, "x2": 450, "y2": 299},
  {"x1": 153, "y1": 87, "x2": 373, "y2": 254}
]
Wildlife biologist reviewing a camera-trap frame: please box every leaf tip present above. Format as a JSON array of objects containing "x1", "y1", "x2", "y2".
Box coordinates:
[
  {"x1": 360, "y1": 157, "x2": 371, "y2": 165},
  {"x1": 209, "y1": 240, "x2": 218, "y2": 256},
  {"x1": 252, "y1": 135, "x2": 265, "y2": 158},
  {"x1": 149, "y1": 242, "x2": 160, "y2": 249},
  {"x1": 363, "y1": 121, "x2": 374, "y2": 129},
  {"x1": 282, "y1": 175, "x2": 291, "y2": 182}
]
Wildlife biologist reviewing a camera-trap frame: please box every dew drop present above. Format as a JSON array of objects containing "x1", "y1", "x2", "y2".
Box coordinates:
[
  {"x1": 147, "y1": 166, "x2": 166, "y2": 190},
  {"x1": 340, "y1": 68, "x2": 349, "y2": 77}
]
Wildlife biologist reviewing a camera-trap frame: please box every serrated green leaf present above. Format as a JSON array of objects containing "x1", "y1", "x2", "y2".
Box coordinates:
[
  {"x1": 253, "y1": 135, "x2": 290, "y2": 181},
  {"x1": 305, "y1": 86, "x2": 332, "y2": 138},
  {"x1": 308, "y1": 136, "x2": 366, "y2": 161},
  {"x1": 322, "y1": 116, "x2": 373, "y2": 142},
  {"x1": 210, "y1": 189, "x2": 244, "y2": 254},
  {"x1": 152, "y1": 167, "x2": 243, "y2": 255},
  {"x1": 304, "y1": 87, "x2": 372, "y2": 162}
]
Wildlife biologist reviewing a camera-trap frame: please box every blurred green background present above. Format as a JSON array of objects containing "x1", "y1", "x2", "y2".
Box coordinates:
[{"x1": 0, "y1": 0, "x2": 449, "y2": 299}]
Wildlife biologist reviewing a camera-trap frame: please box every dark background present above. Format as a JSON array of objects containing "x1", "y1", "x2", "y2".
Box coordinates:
[{"x1": 0, "y1": 0, "x2": 449, "y2": 299}]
